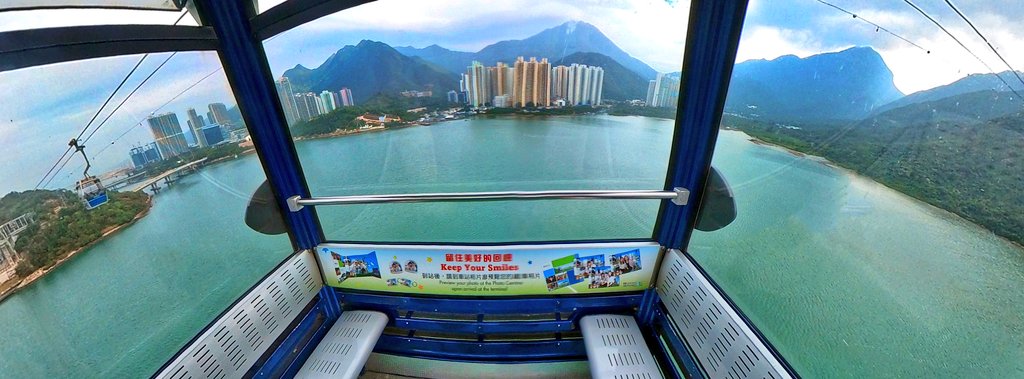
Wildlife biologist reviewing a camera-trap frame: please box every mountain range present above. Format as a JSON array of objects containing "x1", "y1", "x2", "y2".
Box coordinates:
[
  {"x1": 396, "y1": 21, "x2": 658, "y2": 80},
  {"x1": 862, "y1": 89, "x2": 1023, "y2": 128},
  {"x1": 283, "y1": 40, "x2": 458, "y2": 104},
  {"x1": 725, "y1": 47, "x2": 904, "y2": 122},
  {"x1": 873, "y1": 70, "x2": 1024, "y2": 114},
  {"x1": 280, "y1": 20, "x2": 1024, "y2": 128},
  {"x1": 285, "y1": 21, "x2": 662, "y2": 103}
]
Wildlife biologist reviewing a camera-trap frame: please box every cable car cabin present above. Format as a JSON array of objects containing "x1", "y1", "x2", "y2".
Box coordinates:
[
  {"x1": 76, "y1": 176, "x2": 108, "y2": 210},
  {"x1": 4, "y1": 0, "x2": 1022, "y2": 378}
]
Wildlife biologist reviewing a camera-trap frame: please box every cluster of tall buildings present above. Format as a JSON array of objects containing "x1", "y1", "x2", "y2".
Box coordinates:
[
  {"x1": 459, "y1": 57, "x2": 604, "y2": 109},
  {"x1": 131, "y1": 102, "x2": 234, "y2": 169},
  {"x1": 275, "y1": 77, "x2": 355, "y2": 125},
  {"x1": 645, "y1": 73, "x2": 681, "y2": 108},
  {"x1": 551, "y1": 63, "x2": 605, "y2": 107}
]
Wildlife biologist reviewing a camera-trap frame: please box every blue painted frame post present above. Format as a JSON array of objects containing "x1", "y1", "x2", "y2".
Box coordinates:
[
  {"x1": 655, "y1": 0, "x2": 750, "y2": 250},
  {"x1": 649, "y1": 1, "x2": 750, "y2": 376},
  {"x1": 191, "y1": 0, "x2": 341, "y2": 319}
]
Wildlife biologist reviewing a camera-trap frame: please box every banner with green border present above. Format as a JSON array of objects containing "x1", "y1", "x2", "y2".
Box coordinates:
[{"x1": 316, "y1": 243, "x2": 662, "y2": 296}]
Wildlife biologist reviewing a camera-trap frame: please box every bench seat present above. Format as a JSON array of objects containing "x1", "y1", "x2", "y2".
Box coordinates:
[
  {"x1": 296, "y1": 310, "x2": 388, "y2": 379},
  {"x1": 580, "y1": 314, "x2": 664, "y2": 379}
]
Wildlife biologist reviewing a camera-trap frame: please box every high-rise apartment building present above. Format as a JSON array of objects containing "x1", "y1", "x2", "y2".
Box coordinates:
[
  {"x1": 294, "y1": 93, "x2": 312, "y2": 121},
  {"x1": 330, "y1": 91, "x2": 342, "y2": 110},
  {"x1": 646, "y1": 73, "x2": 680, "y2": 108},
  {"x1": 319, "y1": 91, "x2": 335, "y2": 113},
  {"x1": 464, "y1": 61, "x2": 492, "y2": 108},
  {"x1": 305, "y1": 93, "x2": 323, "y2": 117},
  {"x1": 339, "y1": 88, "x2": 354, "y2": 106},
  {"x1": 551, "y1": 65, "x2": 571, "y2": 100},
  {"x1": 551, "y1": 64, "x2": 605, "y2": 106},
  {"x1": 588, "y1": 67, "x2": 604, "y2": 105},
  {"x1": 129, "y1": 142, "x2": 162, "y2": 169},
  {"x1": 147, "y1": 113, "x2": 190, "y2": 158},
  {"x1": 275, "y1": 77, "x2": 300, "y2": 125},
  {"x1": 186, "y1": 108, "x2": 208, "y2": 147},
  {"x1": 208, "y1": 103, "x2": 231, "y2": 126},
  {"x1": 201, "y1": 125, "x2": 225, "y2": 146},
  {"x1": 494, "y1": 62, "x2": 512, "y2": 99},
  {"x1": 512, "y1": 57, "x2": 551, "y2": 108}
]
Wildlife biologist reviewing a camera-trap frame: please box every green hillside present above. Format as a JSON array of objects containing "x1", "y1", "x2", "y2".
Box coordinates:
[
  {"x1": 1, "y1": 190, "x2": 150, "y2": 278},
  {"x1": 726, "y1": 97, "x2": 1024, "y2": 246}
]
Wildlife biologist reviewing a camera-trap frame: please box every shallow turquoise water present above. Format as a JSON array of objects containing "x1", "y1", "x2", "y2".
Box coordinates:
[{"x1": 0, "y1": 115, "x2": 1022, "y2": 377}]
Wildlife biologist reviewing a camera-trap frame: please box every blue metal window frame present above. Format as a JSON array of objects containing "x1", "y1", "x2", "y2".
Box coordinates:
[
  {"x1": 191, "y1": 3, "x2": 343, "y2": 372},
  {"x1": 0, "y1": 0, "x2": 768, "y2": 375},
  {"x1": 0, "y1": 0, "x2": 798, "y2": 376},
  {"x1": 195, "y1": 0, "x2": 757, "y2": 375}
]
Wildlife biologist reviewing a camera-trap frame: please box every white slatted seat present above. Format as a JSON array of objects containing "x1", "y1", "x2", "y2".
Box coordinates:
[
  {"x1": 580, "y1": 314, "x2": 665, "y2": 379},
  {"x1": 296, "y1": 310, "x2": 388, "y2": 379}
]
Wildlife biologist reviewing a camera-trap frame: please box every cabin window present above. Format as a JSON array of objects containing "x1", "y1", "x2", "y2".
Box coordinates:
[
  {"x1": 260, "y1": 0, "x2": 691, "y2": 242},
  {"x1": 0, "y1": 51, "x2": 292, "y2": 377},
  {"x1": 689, "y1": 1, "x2": 1024, "y2": 377},
  {"x1": 0, "y1": 5, "x2": 196, "y2": 33}
]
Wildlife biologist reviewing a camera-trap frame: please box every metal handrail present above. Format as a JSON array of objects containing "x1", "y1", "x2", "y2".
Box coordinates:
[{"x1": 286, "y1": 188, "x2": 689, "y2": 212}]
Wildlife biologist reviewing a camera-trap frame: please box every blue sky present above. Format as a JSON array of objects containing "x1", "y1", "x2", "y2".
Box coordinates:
[{"x1": 1, "y1": 0, "x2": 1022, "y2": 196}]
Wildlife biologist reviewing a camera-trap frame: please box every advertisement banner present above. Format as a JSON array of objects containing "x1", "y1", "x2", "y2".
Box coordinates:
[{"x1": 316, "y1": 243, "x2": 662, "y2": 296}]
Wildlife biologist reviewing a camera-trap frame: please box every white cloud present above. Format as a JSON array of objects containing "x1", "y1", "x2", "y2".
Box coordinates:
[
  {"x1": 735, "y1": 26, "x2": 825, "y2": 62},
  {"x1": 267, "y1": 0, "x2": 690, "y2": 73}
]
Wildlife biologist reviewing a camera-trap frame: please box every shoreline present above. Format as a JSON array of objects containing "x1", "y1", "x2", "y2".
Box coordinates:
[
  {"x1": 293, "y1": 124, "x2": 390, "y2": 141},
  {"x1": 0, "y1": 195, "x2": 154, "y2": 304},
  {"x1": 735, "y1": 130, "x2": 1024, "y2": 251}
]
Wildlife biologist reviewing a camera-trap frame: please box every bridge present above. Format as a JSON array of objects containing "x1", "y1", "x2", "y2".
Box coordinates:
[{"x1": 129, "y1": 158, "x2": 209, "y2": 193}]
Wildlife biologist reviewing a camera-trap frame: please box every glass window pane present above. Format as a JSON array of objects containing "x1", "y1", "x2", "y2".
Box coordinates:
[
  {"x1": 0, "y1": 52, "x2": 292, "y2": 377},
  {"x1": 0, "y1": 0, "x2": 180, "y2": 11},
  {"x1": 690, "y1": 1, "x2": 1024, "y2": 377},
  {"x1": 262, "y1": 0, "x2": 690, "y2": 242},
  {"x1": 253, "y1": 0, "x2": 285, "y2": 14},
  {"x1": 0, "y1": 6, "x2": 195, "y2": 32}
]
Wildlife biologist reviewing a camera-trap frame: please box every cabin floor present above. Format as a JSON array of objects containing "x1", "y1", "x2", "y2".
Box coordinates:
[{"x1": 361, "y1": 353, "x2": 590, "y2": 379}]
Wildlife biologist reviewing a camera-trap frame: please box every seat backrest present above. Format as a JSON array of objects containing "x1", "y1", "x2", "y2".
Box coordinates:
[{"x1": 155, "y1": 251, "x2": 323, "y2": 379}]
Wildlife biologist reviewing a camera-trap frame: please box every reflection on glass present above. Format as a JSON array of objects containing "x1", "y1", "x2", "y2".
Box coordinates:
[
  {"x1": 262, "y1": 0, "x2": 690, "y2": 242},
  {"x1": 691, "y1": 0, "x2": 1024, "y2": 377},
  {"x1": 0, "y1": 51, "x2": 291, "y2": 377}
]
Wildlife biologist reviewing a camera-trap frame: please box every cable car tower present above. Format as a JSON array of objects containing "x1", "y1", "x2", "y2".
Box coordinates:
[{"x1": 69, "y1": 138, "x2": 108, "y2": 210}]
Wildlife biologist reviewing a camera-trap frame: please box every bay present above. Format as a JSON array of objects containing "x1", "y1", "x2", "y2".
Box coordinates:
[{"x1": 0, "y1": 115, "x2": 1021, "y2": 378}]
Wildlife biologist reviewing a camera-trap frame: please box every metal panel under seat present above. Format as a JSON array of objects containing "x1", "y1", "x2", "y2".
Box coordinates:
[
  {"x1": 156, "y1": 251, "x2": 322, "y2": 379},
  {"x1": 580, "y1": 314, "x2": 665, "y2": 379},
  {"x1": 656, "y1": 250, "x2": 791, "y2": 379},
  {"x1": 295, "y1": 310, "x2": 388, "y2": 379}
]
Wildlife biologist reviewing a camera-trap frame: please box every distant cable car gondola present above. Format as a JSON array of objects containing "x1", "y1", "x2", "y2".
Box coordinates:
[{"x1": 69, "y1": 138, "x2": 108, "y2": 210}]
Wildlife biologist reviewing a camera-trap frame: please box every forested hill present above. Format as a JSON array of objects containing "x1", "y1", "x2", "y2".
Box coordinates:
[
  {"x1": 726, "y1": 103, "x2": 1024, "y2": 247},
  {"x1": 0, "y1": 190, "x2": 150, "y2": 278}
]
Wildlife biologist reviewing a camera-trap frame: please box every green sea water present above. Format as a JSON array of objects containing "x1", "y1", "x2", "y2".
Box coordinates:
[{"x1": 0, "y1": 115, "x2": 1021, "y2": 377}]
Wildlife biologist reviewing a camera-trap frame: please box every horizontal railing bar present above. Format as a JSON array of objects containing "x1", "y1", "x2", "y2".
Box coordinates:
[{"x1": 286, "y1": 188, "x2": 689, "y2": 212}]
